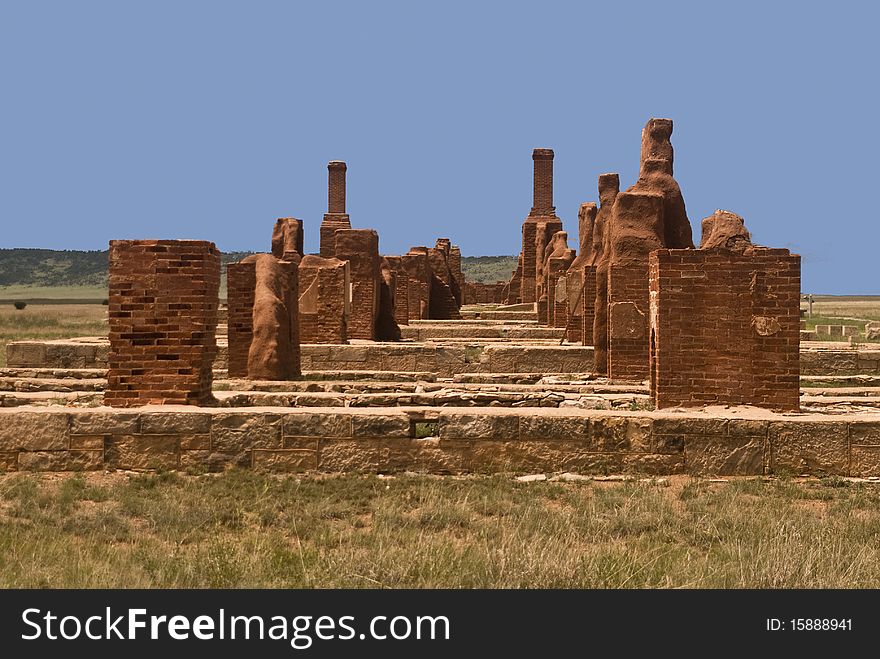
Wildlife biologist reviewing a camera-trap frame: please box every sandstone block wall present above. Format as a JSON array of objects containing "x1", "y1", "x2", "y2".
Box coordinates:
[
  {"x1": 650, "y1": 248, "x2": 801, "y2": 410},
  {"x1": 105, "y1": 240, "x2": 219, "y2": 407},
  {"x1": 3, "y1": 407, "x2": 879, "y2": 478}
]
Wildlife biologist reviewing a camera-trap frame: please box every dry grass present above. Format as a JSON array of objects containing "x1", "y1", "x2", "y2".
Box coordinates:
[
  {"x1": 0, "y1": 303, "x2": 107, "y2": 367},
  {"x1": 802, "y1": 296, "x2": 880, "y2": 322},
  {"x1": 2, "y1": 471, "x2": 880, "y2": 588}
]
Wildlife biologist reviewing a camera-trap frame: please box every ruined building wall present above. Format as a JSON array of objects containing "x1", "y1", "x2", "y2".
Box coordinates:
[
  {"x1": 335, "y1": 229, "x2": 381, "y2": 340},
  {"x1": 606, "y1": 190, "x2": 664, "y2": 380},
  {"x1": 650, "y1": 248, "x2": 801, "y2": 411},
  {"x1": 591, "y1": 174, "x2": 620, "y2": 366},
  {"x1": 227, "y1": 261, "x2": 256, "y2": 378},
  {"x1": 319, "y1": 161, "x2": 352, "y2": 258},
  {"x1": 426, "y1": 247, "x2": 462, "y2": 320},
  {"x1": 376, "y1": 258, "x2": 402, "y2": 341},
  {"x1": 597, "y1": 118, "x2": 690, "y2": 378},
  {"x1": 298, "y1": 256, "x2": 349, "y2": 344},
  {"x1": 512, "y1": 148, "x2": 563, "y2": 305},
  {"x1": 565, "y1": 203, "x2": 597, "y2": 342},
  {"x1": 271, "y1": 217, "x2": 304, "y2": 261},
  {"x1": 227, "y1": 254, "x2": 300, "y2": 380},
  {"x1": 383, "y1": 256, "x2": 410, "y2": 326},
  {"x1": 402, "y1": 250, "x2": 431, "y2": 320},
  {"x1": 106, "y1": 240, "x2": 219, "y2": 407}
]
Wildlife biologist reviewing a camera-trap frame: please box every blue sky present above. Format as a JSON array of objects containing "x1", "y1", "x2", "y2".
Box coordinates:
[{"x1": 1, "y1": 1, "x2": 877, "y2": 293}]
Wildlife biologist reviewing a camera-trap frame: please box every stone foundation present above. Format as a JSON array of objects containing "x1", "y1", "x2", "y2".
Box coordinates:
[{"x1": 2, "y1": 406, "x2": 878, "y2": 477}]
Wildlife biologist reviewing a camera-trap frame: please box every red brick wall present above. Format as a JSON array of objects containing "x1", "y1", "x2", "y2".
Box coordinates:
[
  {"x1": 383, "y1": 256, "x2": 410, "y2": 326},
  {"x1": 227, "y1": 261, "x2": 256, "y2": 378},
  {"x1": 581, "y1": 266, "x2": 597, "y2": 345},
  {"x1": 607, "y1": 264, "x2": 650, "y2": 380},
  {"x1": 650, "y1": 248, "x2": 801, "y2": 411},
  {"x1": 400, "y1": 252, "x2": 430, "y2": 320},
  {"x1": 518, "y1": 221, "x2": 537, "y2": 304},
  {"x1": 106, "y1": 240, "x2": 219, "y2": 407},
  {"x1": 530, "y1": 148, "x2": 555, "y2": 216},
  {"x1": 464, "y1": 282, "x2": 504, "y2": 304},
  {"x1": 426, "y1": 247, "x2": 462, "y2": 320},
  {"x1": 299, "y1": 257, "x2": 349, "y2": 344},
  {"x1": 335, "y1": 229, "x2": 380, "y2": 339}
]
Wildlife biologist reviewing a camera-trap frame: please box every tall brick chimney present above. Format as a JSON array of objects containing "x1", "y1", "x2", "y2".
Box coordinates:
[
  {"x1": 320, "y1": 160, "x2": 352, "y2": 258},
  {"x1": 328, "y1": 160, "x2": 346, "y2": 214},
  {"x1": 529, "y1": 148, "x2": 555, "y2": 217}
]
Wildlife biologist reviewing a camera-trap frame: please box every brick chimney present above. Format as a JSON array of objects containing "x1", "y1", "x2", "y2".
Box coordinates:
[
  {"x1": 320, "y1": 160, "x2": 352, "y2": 258},
  {"x1": 529, "y1": 148, "x2": 555, "y2": 217}
]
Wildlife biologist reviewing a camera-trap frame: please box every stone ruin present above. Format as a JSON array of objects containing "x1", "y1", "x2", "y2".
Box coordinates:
[{"x1": 9, "y1": 118, "x2": 851, "y2": 478}]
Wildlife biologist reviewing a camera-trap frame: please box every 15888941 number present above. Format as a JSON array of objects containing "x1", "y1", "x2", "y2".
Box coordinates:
[{"x1": 790, "y1": 619, "x2": 852, "y2": 631}]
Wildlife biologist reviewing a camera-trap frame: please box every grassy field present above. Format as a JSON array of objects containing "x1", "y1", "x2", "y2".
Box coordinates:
[
  {"x1": 2, "y1": 471, "x2": 880, "y2": 588},
  {"x1": 0, "y1": 303, "x2": 107, "y2": 367},
  {"x1": 0, "y1": 284, "x2": 108, "y2": 301}
]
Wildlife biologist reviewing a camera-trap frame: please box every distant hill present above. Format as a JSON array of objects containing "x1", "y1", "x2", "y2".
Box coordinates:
[
  {"x1": 0, "y1": 248, "x2": 516, "y2": 287},
  {"x1": 460, "y1": 255, "x2": 518, "y2": 284},
  {"x1": 0, "y1": 249, "x2": 255, "y2": 287}
]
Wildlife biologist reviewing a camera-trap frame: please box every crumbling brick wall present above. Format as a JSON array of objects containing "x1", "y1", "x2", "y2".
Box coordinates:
[
  {"x1": 649, "y1": 248, "x2": 801, "y2": 410},
  {"x1": 299, "y1": 256, "x2": 349, "y2": 344},
  {"x1": 383, "y1": 256, "x2": 410, "y2": 326},
  {"x1": 335, "y1": 229, "x2": 380, "y2": 339},
  {"x1": 227, "y1": 261, "x2": 256, "y2": 378},
  {"x1": 400, "y1": 251, "x2": 430, "y2": 320},
  {"x1": 227, "y1": 255, "x2": 300, "y2": 379},
  {"x1": 106, "y1": 239, "x2": 219, "y2": 407},
  {"x1": 465, "y1": 282, "x2": 505, "y2": 304},
  {"x1": 426, "y1": 247, "x2": 462, "y2": 320},
  {"x1": 607, "y1": 264, "x2": 650, "y2": 380}
]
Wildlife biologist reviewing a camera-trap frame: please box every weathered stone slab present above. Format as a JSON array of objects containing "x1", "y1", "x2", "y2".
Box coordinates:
[
  {"x1": 592, "y1": 417, "x2": 652, "y2": 452},
  {"x1": 769, "y1": 421, "x2": 848, "y2": 475},
  {"x1": 0, "y1": 412, "x2": 68, "y2": 451},
  {"x1": 253, "y1": 449, "x2": 317, "y2": 472},
  {"x1": 851, "y1": 445, "x2": 880, "y2": 478},
  {"x1": 350, "y1": 414, "x2": 410, "y2": 438},
  {"x1": 69, "y1": 434, "x2": 106, "y2": 450},
  {"x1": 439, "y1": 413, "x2": 520, "y2": 440},
  {"x1": 106, "y1": 435, "x2": 179, "y2": 470},
  {"x1": 70, "y1": 412, "x2": 140, "y2": 435},
  {"x1": 519, "y1": 415, "x2": 590, "y2": 441},
  {"x1": 283, "y1": 413, "x2": 351, "y2": 438},
  {"x1": 18, "y1": 450, "x2": 103, "y2": 471},
  {"x1": 0, "y1": 451, "x2": 18, "y2": 471},
  {"x1": 684, "y1": 434, "x2": 766, "y2": 476},
  {"x1": 140, "y1": 413, "x2": 212, "y2": 434}
]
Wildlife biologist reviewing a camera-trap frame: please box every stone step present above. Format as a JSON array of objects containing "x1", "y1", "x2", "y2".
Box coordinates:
[
  {"x1": 409, "y1": 319, "x2": 538, "y2": 326},
  {"x1": 401, "y1": 325, "x2": 565, "y2": 340},
  {"x1": 460, "y1": 311, "x2": 538, "y2": 321}
]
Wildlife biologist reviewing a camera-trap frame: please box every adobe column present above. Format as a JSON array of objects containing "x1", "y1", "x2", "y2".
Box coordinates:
[{"x1": 320, "y1": 160, "x2": 352, "y2": 258}]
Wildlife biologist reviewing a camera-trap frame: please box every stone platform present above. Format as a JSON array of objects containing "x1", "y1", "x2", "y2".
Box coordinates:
[
  {"x1": 1, "y1": 405, "x2": 878, "y2": 477},
  {"x1": 9, "y1": 337, "x2": 880, "y2": 377}
]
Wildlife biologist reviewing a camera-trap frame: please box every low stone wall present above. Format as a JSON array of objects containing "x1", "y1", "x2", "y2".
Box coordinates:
[
  {"x1": 1, "y1": 406, "x2": 878, "y2": 477},
  {"x1": 10, "y1": 339, "x2": 880, "y2": 378}
]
